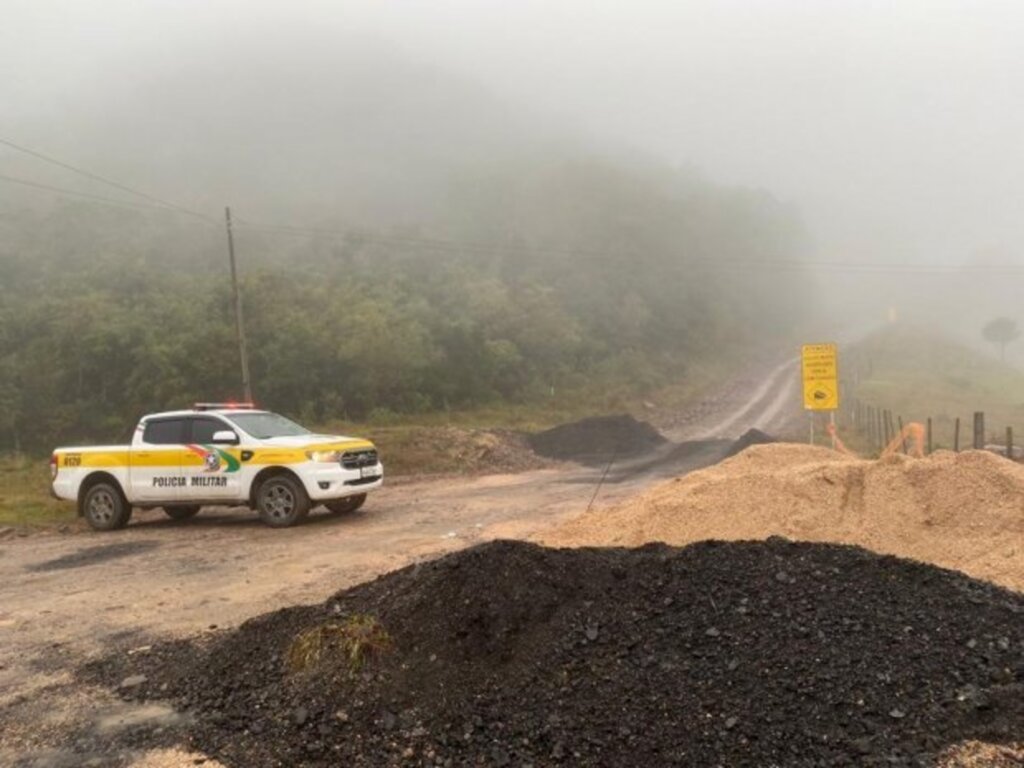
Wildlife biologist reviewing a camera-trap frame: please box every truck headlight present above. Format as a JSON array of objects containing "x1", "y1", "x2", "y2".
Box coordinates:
[{"x1": 306, "y1": 450, "x2": 343, "y2": 463}]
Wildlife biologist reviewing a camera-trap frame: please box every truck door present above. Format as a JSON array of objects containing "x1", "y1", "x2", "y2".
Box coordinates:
[
  {"x1": 180, "y1": 416, "x2": 244, "y2": 501},
  {"x1": 131, "y1": 417, "x2": 188, "y2": 502}
]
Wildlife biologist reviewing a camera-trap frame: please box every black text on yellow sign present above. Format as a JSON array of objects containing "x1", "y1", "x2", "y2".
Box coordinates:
[{"x1": 801, "y1": 343, "x2": 839, "y2": 411}]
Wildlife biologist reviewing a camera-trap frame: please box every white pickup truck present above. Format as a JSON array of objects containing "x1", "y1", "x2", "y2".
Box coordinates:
[{"x1": 50, "y1": 404, "x2": 383, "y2": 531}]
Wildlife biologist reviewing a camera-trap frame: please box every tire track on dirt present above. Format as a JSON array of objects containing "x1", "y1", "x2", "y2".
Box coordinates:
[{"x1": 687, "y1": 357, "x2": 798, "y2": 439}]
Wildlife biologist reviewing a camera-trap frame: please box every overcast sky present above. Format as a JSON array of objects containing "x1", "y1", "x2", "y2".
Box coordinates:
[{"x1": 3, "y1": 0, "x2": 1022, "y2": 266}]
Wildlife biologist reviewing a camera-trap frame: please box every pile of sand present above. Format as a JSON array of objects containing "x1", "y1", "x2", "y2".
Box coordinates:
[{"x1": 542, "y1": 443, "x2": 1024, "y2": 592}]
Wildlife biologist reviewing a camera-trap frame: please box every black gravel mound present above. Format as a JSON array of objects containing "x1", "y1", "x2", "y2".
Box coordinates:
[
  {"x1": 88, "y1": 540, "x2": 1024, "y2": 767},
  {"x1": 527, "y1": 414, "x2": 667, "y2": 464},
  {"x1": 726, "y1": 427, "x2": 777, "y2": 457}
]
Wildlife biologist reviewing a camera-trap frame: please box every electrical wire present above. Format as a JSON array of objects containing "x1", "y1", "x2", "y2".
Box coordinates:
[
  {"x1": 0, "y1": 135, "x2": 214, "y2": 222},
  {"x1": 4, "y1": 136, "x2": 1023, "y2": 275},
  {"x1": 0, "y1": 172, "x2": 216, "y2": 221},
  {"x1": 233, "y1": 220, "x2": 1024, "y2": 275},
  {"x1": 233, "y1": 219, "x2": 610, "y2": 259}
]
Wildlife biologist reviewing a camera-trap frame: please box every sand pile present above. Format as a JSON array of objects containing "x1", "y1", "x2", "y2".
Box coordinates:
[{"x1": 542, "y1": 443, "x2": 1024, "y2": 592}]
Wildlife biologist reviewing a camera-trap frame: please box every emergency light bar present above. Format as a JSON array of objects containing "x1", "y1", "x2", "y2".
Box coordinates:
[{"x1": 193, "y1": 402, "x2": 257, "y2": 411}]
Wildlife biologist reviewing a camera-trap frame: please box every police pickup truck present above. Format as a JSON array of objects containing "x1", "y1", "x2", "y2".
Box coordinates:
[{"x1": 50, "y1": 404, "x2": 383, "y2": 531}]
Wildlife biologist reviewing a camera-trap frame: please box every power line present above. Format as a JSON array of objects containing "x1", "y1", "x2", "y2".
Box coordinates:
[
  {"x1": 3, "y1": 136, "x2": 1021, "y2": 276},
  {"x1": 0, "y1": 172, "x2": 215, "y2": 221},
  {"x1": 233, "y1": 219, "x2": 1024, "y2": 275},
  {"x1": 0, "y1": 135, "x2": 214, "y2": 222},
  {"x1": 234, "y1": 219, "x2": 609, "y2": 259}
]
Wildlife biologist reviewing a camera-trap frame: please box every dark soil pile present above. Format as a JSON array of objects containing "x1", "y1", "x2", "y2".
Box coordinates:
[
  {"x1": 89, "y1": 540, "x2": 1024, "y2": 767},
  {"x1": 527, "y1": 414, "x2": 667, "y2": 465},
  {"x1": 726, "y1": 427, "x2": 777, "y2": 457}
]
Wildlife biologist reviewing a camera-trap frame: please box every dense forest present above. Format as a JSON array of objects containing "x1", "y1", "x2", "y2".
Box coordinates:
[
  {"x1": 0, "y1": 154, "x2": 809, "y2": 453},
  {"x1": 0, "y1": 37, "x2": 813, "y2": 453}
]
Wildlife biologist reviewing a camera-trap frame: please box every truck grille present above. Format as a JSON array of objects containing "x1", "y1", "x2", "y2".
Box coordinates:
[{"x1": 341, "y1": 449, "x2": 378, "y2": 469}]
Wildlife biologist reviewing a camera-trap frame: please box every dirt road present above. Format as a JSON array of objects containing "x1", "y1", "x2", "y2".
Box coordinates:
[
  {"x1": 683, "y1": 357, "x2": 800, "y2": 440},
  {"x1": 0, "y1": 361, "x2": 800, "y2": 767}
]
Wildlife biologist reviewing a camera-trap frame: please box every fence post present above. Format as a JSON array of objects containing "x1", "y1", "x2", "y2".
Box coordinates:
[
  {"x1": 954, "y1": 417, "x2": 960, "y2": 452},
  {"x1": 897, "y1": 415, "x2": 907, "y2": 454},
  {"x1": 926, "y1": 417, "x2": 932, "y2": 455},
  {"x1": 973, "y1": 412, "x2": 985, "y2": 450},
  {"x1": 1007, "y1": 426, "x2": 1014, "y2": 460}
]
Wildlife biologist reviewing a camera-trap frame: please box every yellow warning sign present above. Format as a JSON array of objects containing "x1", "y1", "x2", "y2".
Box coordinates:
[{"x1": 801, "y1": 343, "x2": 839, "y2": 411}]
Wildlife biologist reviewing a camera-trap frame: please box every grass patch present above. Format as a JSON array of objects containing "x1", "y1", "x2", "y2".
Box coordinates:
[
  {"x1": 0, "y1": 455, "x2": 76, "y2": 529},
  {"x1": 847, "y1": 324, "x2": 1024, "y2": 450},
  {"x1": 286, "y1": 615, "x2": 392, "y2": 673}
]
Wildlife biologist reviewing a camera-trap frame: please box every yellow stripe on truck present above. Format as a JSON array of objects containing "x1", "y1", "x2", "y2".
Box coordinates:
[
  {"x1": 130, "y1": 450, "x2": 191, "y2": 467},
  {"x1": 58, "y1": 451, "x2": 131, "y2": 468},
  {"x1": 58, "y1": 440, "x2": 376, "y2": 469}
]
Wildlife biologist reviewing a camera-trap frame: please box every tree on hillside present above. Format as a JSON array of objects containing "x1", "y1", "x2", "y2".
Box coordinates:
[{"x1": 982, "y1": 317, "x2": 1021, "y2": 361}]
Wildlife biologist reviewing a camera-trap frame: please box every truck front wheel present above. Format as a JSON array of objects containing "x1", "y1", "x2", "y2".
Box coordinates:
[
  {"x1": 82, "y1": 482, "x2": 132, "y2": 531},
  {"x1": 256, "y1": 475, "x2": 310, "y2": 528}
]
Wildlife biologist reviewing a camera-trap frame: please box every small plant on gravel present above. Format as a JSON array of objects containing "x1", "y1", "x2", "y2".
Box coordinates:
[{"x1": 286, "y1": 615, "x2": 392, "y2": 674}]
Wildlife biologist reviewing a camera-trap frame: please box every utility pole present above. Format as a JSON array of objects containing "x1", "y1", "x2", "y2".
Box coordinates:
[{"x1": 225, "y1": 206, "x2": 253, "y2": 402}]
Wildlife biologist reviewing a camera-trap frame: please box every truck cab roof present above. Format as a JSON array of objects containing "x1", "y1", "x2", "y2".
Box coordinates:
[{"x1": 142, "y1": 404, "x2": 266, "y2": 421}]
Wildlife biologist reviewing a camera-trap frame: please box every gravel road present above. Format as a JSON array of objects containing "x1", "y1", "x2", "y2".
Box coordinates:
[
  {"x1": 0, "y1": 363, "x2": 801, "y2": 767},
  {"x1": 657, "y1": 355, "x2": 803, "y2": 441}
]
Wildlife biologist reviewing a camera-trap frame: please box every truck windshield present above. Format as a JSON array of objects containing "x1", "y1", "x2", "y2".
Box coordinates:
[{"x1": 227, "y1": 412, "x2": 311, "y2": 439}]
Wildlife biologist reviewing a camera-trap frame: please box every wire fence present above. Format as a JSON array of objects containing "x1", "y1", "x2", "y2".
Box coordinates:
[{"x1": 837, "y1": 397, "x2": 1020, "y2": 460}]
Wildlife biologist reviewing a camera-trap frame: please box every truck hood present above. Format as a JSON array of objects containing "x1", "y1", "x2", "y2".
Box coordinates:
[{"x1": 258, "y1": 434, "x2": 367, "y2": 449}]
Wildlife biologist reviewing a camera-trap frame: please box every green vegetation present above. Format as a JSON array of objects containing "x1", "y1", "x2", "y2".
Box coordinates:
[
  {"x1": 847, "y1": 324, "x2": 1024, "y2": 450},
  {"x1": 0, "y1": 455, "x2": 73, "y2": 527},
  {"x1": 0, "y1": 157, "x2": 809, "y2": 456}
]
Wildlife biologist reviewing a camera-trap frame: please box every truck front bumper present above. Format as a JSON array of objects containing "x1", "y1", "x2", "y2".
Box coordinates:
[{"x1": 301, "y1": 463, "x2": 384, "y2": 501}]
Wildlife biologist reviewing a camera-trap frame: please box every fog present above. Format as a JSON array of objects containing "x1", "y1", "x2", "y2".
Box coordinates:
[{"x1": 3, "y1": 1, "x2": 1024, "y2": 361}]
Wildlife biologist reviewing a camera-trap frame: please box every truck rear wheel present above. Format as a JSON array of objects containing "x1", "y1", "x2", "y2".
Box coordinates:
[
  {"x1": 163, "y1": 505, "x2": 201, "y2": 521},
  {"x1": 326, "y1": 493, "x2": 367, "y2": 515},
  {"x1": 82, "y1": 482, "x2": 131, "y2": 531},
  {"x1": 256, "y1": 474, "x2": 310, "y2": 528}
]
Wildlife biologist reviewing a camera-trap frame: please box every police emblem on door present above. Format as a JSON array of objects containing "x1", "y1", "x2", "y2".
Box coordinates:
[{"x1": 187, "y1": 444, "x2": 240, "y2": 473}]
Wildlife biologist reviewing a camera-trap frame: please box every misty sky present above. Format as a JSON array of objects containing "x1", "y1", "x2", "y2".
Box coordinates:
[{"x1": 3, "y1": 0, "x2": 1023, "y2": 267}]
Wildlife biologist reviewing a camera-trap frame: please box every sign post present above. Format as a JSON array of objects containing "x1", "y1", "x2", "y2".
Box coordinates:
[{"x1": 801, "y1": 343, "x2": 839, "y2": 447}]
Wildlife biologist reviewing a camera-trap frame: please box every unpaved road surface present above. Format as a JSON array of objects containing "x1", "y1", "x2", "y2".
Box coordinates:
[
  {"x1": 683, "y1": 357, "x2": 800, "y2": 440},
  {"x1": 662, "y1": 356, "x2": 802, "y2": 441},
  {"x1": 0, "y1": 362, "x2": 801, "y2": 767}
]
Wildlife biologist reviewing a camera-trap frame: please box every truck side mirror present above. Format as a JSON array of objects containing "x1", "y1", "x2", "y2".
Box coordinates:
[{"x1": 212, "y1": 430, "x2": 239, "y2": 445}]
